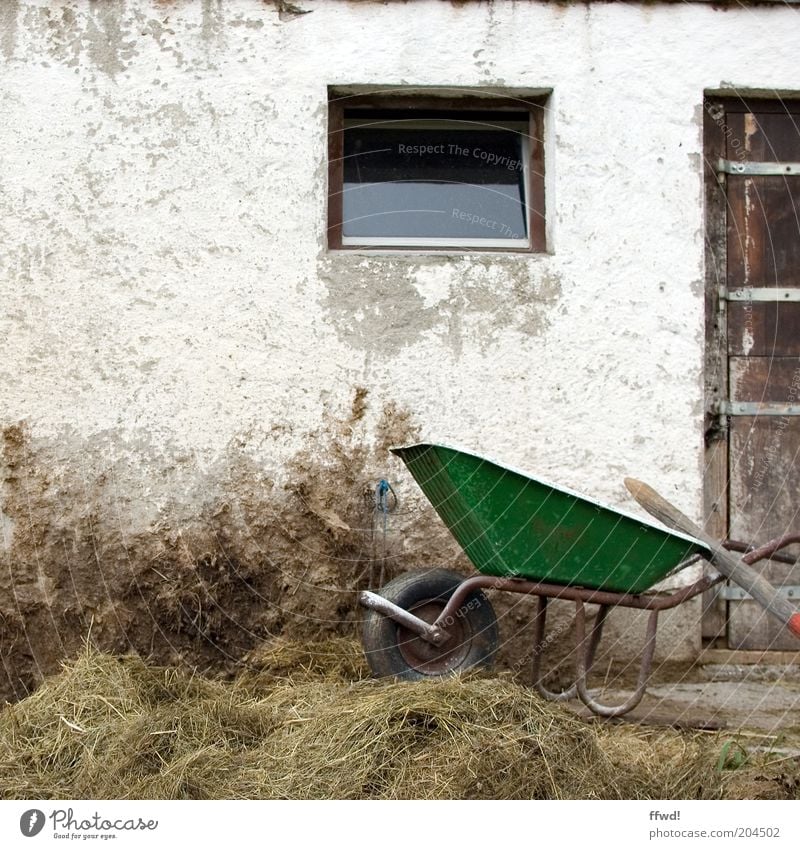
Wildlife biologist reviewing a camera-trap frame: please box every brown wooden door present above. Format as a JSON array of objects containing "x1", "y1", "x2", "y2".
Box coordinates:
[{"x1": 706, "y1": 99, "x2": 800, "y2": 650}]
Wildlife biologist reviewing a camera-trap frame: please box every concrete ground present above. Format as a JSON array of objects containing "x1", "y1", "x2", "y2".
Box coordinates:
[{"x1": 567, "y1": 657, "x2": 800, "y2": 754}]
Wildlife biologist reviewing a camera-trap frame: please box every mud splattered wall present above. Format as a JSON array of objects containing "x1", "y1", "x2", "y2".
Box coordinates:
[{"x1": 0, "y1": 0, "x2": 797, "y2": 698}]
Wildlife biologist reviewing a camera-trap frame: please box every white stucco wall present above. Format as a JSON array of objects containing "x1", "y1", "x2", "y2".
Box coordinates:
[{"x1": 1, "y1": 0, "x2": 798, "y2": 687}]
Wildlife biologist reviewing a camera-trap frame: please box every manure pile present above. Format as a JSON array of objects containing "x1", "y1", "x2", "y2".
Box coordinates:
[{"x1": 0, "y1": 640, "x2": 796, "y2": 800}]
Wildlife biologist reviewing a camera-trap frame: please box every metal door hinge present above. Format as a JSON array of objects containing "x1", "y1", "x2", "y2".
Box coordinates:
[
  {"x1": 718, "y1": 158, "x2": 800, "y2": 177},
  {"x1": 721, "y1": 585, "x2": 800, "y2": 601},
  {"x1": 717, "y1": 401, "x2": 800, "y2": 417},
  {"x1": 724, "y1": 288, "x2": 800, "y2": 303}
]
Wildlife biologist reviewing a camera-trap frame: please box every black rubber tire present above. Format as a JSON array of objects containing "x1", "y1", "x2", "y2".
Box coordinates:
[{"x1": 361, "y1": 568, "x2": 498, "y2": 681}]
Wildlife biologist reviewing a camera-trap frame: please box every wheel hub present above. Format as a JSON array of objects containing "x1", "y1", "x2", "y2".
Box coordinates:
[{"x1": 396, "y1": 599, "x2": 471, "y2": 674}]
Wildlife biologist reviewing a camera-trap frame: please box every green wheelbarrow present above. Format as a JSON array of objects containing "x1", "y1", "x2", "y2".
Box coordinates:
[{"x1": 360, "y1": 443, "x2": 800, "y2": 717}]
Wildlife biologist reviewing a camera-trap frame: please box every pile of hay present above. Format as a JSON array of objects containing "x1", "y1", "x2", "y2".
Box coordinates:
[
  {"x1": 239, "y1": 636, "x2": 370, "y2": 685},
  {"x1": 0, "y1": 641, "x2": 793, "y2": 800}
]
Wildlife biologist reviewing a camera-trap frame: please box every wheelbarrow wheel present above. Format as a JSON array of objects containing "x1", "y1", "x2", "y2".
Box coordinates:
[{"x1": 362, "y1": 568, "x2": 498, "y2": 680}]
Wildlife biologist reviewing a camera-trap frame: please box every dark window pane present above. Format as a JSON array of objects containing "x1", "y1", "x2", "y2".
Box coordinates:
[{"x1": 342, "y1": 125, "x2": 528, "y2": 240}]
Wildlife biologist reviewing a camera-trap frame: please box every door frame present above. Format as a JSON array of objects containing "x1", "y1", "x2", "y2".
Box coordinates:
[
  {"x1": 701, "y1": 94, "x2": 800, "y2": 647},
  {"x1": 701, "y1": 95, "x2": 729, "y2": 644}
]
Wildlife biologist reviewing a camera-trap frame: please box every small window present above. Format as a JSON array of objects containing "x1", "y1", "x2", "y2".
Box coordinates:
[{"x1": 328, "y1": 92, "x2": 546, "y2": 252}]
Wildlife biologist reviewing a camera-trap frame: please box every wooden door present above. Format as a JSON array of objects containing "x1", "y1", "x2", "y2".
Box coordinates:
[{"x1": 705, "y1": 98, "x2": 800, "y2": 651}]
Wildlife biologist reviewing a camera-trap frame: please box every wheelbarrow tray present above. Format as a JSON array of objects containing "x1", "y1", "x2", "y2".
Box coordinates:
[{"x1": 391, "y1": 443, "x2": 709, "y2": 595}]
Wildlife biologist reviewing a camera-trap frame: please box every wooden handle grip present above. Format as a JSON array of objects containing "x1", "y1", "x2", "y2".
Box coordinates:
[{"x1": 624, "y1": 477, "x2": 800, "y2": 641}]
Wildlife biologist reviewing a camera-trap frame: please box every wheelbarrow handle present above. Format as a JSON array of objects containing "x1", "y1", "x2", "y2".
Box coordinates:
[{"x1": 624, "y1": 478, "x2": 800, "y2": 640}]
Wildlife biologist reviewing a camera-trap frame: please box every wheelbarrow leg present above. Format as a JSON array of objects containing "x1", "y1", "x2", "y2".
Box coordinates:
[
  {"x1": 574, "y1": 601, "x2": 659, "y2": 718},
  {"x1": 532, "y1": 596, "x2": 609, "y2": 702}
]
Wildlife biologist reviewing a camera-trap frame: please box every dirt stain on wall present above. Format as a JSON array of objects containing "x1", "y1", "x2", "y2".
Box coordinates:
[
  {"x1": 0, "y1": 398, "x2": 429, "y2": 703},
  {"x1": 318, "y1": 255, "x2": 563, "y2": 356},
  {"x1": 85, "y1": 0, "x2": 137, "y2": 76},
  {"x1": 0, "y1": 0, "x2": 19, "y2": 60}
]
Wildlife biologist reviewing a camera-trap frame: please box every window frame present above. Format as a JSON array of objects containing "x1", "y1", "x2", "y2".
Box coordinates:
[{"x1": 327, "y1": 92, "x2": 547, "y2": 253}]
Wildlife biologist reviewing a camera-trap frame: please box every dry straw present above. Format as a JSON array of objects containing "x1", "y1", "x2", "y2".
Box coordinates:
[{"x1": 0, "y1": 640, "x2": 795, "y2": 800}]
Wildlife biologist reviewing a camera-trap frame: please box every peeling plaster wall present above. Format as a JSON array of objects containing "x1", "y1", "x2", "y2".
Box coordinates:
[{"x1": 1, "y1": 0, "x2": 799, "y2": 693}]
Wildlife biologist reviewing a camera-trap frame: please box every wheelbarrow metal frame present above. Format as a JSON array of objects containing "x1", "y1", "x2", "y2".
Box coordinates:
[{"x1": 360, "y1": 534, "x2": 800, "y2": 717}]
